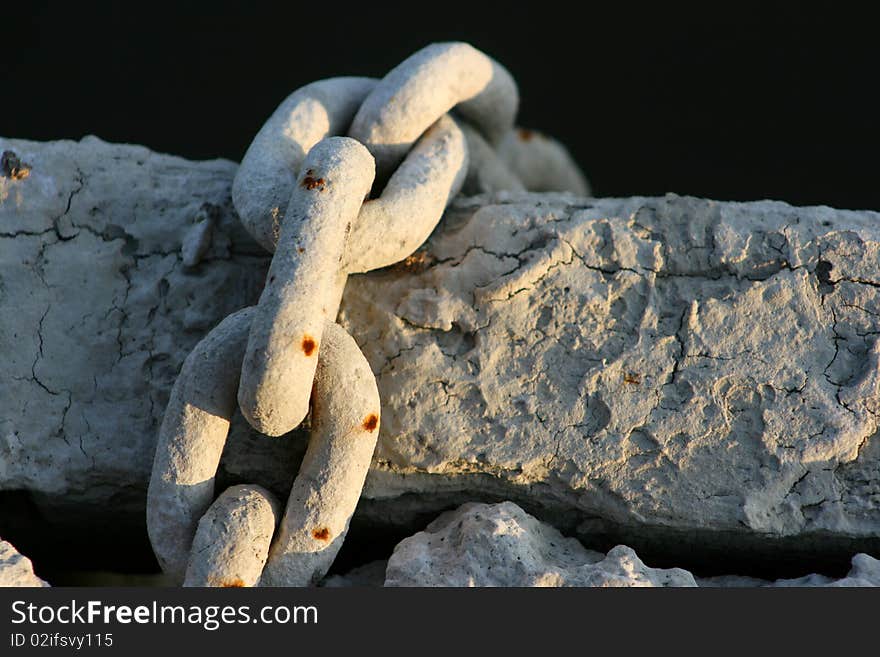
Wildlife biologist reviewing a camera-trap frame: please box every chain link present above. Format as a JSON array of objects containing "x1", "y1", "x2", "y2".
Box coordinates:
[{"x1": 147, "y1": 41, "x2": 588, "y2": 586}]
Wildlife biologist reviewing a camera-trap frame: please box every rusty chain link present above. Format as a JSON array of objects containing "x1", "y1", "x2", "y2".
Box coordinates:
[{"x1": 146, "y1": 41, "x2": 589, "y2": 587}]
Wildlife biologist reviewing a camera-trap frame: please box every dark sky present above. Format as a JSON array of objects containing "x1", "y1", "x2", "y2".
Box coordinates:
[{"x1": 3, "y1": 4, "x2": 877, "y2": 210}]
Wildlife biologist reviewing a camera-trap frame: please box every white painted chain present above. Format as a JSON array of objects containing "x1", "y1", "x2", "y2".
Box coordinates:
[{"x1": 147, "y1": 42, "x2": 588, "y2": 587}]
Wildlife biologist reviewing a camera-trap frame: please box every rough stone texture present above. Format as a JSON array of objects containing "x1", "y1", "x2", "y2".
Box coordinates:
[
  {"x1": 0, "y1": 539, "x2": 49, "y2": 587},
  {"x1": 3, "y1": 137, "x2": 880, "y2": 574},
  {"x1": 385, "y1": 502, "x2": 697, "y2": 587},
  {"x1": 819, "y1": 553, "x2": 880, "y2": 586},
  {"x1": 317, "y1": 506, "x2": 878, "y2": 587},
  {"x1": 699, "y1": 552, "x2": 880, "y2": 587}
]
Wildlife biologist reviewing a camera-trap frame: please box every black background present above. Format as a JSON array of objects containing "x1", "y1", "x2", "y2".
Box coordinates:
[{"x1": 2, "y1": 4, "x2": 877, "y2": 210}]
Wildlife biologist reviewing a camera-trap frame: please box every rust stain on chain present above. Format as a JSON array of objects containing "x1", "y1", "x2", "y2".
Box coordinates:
[
  {"x1": 362, "y1": 413, "x2": 379, "y2": 432},
  {"x1": 301, "y1": 336, "x2": 317, "y2": 356},
  {"x1": 221, "y1": 578, "x2": 245, "y2": 587},
  {"x1": 312, "y1": 527, "x2": 331, "y2": 542},
  {"x1": 301, "y1": 168, "x2": 326, "y2": 191}
]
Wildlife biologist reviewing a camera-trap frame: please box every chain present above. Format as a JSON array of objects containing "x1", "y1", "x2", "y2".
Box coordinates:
[{"x1": 146, "y1": 42, "x2": 588, "y2": 587}]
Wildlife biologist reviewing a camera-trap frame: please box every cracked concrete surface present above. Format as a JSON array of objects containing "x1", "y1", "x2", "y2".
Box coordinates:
[{"x1": 2, "y1": 137, "x2": 880, "y2": 568}]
